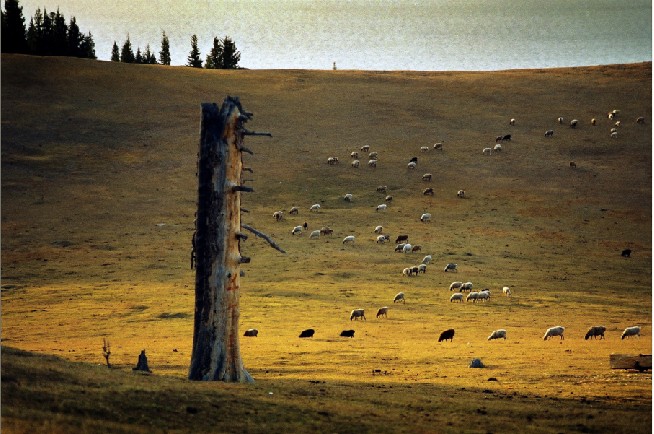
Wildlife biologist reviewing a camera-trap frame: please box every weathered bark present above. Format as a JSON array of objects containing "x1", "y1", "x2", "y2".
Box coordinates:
[{"x1": 188, "y1": 97, "x2": 253, "y2": 382}]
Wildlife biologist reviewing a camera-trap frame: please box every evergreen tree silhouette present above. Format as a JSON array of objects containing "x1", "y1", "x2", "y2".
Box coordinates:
[
  {"x1": 187, "y1": 34, "x2": 202, "y2": 68},
  {"x1": 159, "y1": 31, "x2": 171, "y2": 65},
  {"x1": 121, "y1": 35, "x2": 135, "y2": 63},
  {"x1": 111, "y1": 40, "x2": 120, "y2": 61},
  {"x1": 2, "y1": 0, "x2": 28, "y2": 53}
]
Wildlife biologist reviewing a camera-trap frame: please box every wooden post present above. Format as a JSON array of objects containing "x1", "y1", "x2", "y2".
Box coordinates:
[{"x1": 188, "y1": 96, "x2": 254, "y2": 382}]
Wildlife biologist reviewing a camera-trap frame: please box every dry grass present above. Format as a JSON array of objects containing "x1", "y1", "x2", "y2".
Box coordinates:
[{"x1": 1, "y1": 54, "x2": 651, "y2": 433}]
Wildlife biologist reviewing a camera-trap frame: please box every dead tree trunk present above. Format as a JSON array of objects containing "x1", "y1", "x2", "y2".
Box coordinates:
[{"x1": 188, "y1": 97, "x2": 254, "y2": 382}]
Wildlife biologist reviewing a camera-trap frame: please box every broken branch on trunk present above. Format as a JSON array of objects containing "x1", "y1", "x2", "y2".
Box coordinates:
[{"x1": 242, "y1": 224, "x2": 286, "y2": 254}]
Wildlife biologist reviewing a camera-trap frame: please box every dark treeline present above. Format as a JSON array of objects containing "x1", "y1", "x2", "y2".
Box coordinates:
[{"x1": 1, "y1": 0, "x2": 96, "y2": 59}]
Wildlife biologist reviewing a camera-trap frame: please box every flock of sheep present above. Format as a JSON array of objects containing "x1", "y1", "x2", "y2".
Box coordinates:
[{"x1": 257, "y1": 109, "x2": 646, "y2": 354}]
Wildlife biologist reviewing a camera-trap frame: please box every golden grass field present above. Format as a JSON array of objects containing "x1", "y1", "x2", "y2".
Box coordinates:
[{"x1": 1, "y1": 54, "x2": 652, "y2": 433}]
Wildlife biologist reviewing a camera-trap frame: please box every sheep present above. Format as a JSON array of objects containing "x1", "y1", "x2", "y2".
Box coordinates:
[
  {"x1": 493, "y1": 143, "x2": 502, "y2": 152},
  {"x1": 376, "y1": 234, "x2": 390, "y2": 244},
  {"x1": 466, "y1": 291, "x2": 479, "y2": 302},
  {"x1": 320, "y1": 226, "x2": 333, "y2": 236},
  {"x1": 343, "y1": 193, "x2": 353, "y2": 202},
  {"x1": 244, "y1": 328, "x2": 259, "y2": 337},
  {"x1": 402, "y1": 243, "x2": 413, "y2": 253},
  {"x1": 433, "y1": 142, "x2": 443, "y2": 150},
  {"x1": 417, "y1": 263, "x2": 427, "y2": 273},
  {"x1": 350, "y1": 308, "x2": 366, "y2": 321},
  {"x1": 376, "y1": 185, "x2": 387, "y2": 193},
  {"x1": 340, "y1": 330, "x2": 355, "y2": 338},
  {"x1": 369, "y1": 151, "x2": 378, "y2": 159},
  {"x1": 351, "y1": 159, "x2": 360, "y2": 168},
  {"x1": 410, "y1": 265, "x2": 420, "y2": 275},
  {"x1": 615, "y1": 120, "x2": 621, "y2": 128},
  {"x1": 477, "y1": 290, "x2": 490, "y2": 302},
  {"x1": 482, "y1": 147, "x2": 492, "y2": 155},
  {"x1": 509, "y1": 118, "x2": 515, "y2": 126},
  {"x1": 299, "y1": 329, "x2": 315, "y2": 338},
  {"x1": 361, "y1": 145, "x2": 370, "y2": 152},
  {"x1": 438, "y1": 329, "x2": 455, "y2": 342},
  {"x1": 543, "y1": 326, "x2": 565, "y2": 340},
  {"x1": 621, "y1": 326, "x2": 641, "y2": 339},
  {"x1": 610, "y1": 131, "x2": 618, "y2": 139},
  {"x1": 374, "y1": 225, "x2": 383, "y2": 234},
  {"x1": 289, "y1": 206, "x2": 299, "y2": 215},
  {"x1": 407, "y1": 161, "x2": 417, "y2": 169},
  {"x1": 409, "y1": 156, "x2": 418, "y2": 163},
  {"x1": 637, "y1": 116, "x2": 645, "y2": 124},
  {"x1": 460, "y1": 282, "x2": 473, "y2": 292},
  {"x1": 327, "y1": 157, "x2": 339, "y2": 165},
  {"x1": 393, "y1": 292, "x2": 405, "y2": 304},
  {"x1": 309, "y1": 230, "x2": 321, "y2": 239},
  {"x1": 457, "y1": 190, "x2": 465, "y2": 199},
  {"x1": 612, "y1": 109, "x2": 620, "y2": 116},
  {"x1": 444, "y1": 263, "x2": 457, "y2": 272},
  {"x1": 450, "y1": 292, "x2": 464, "y2": 303},
  {"x1": 449, "y1": 281, "x2": 463, "y2": 291},
  {"x1": 570, "y1": 119, "x2": 578, "y2": 128},
  {"x1": 423, "y1": 187, "x2": 434, "y2": 196},
  {"x1": 385, "y1": 195, "x2": 393, "y2": 202},
  {"x1": 585, "y1": 326, "x2": 606, "y2": 340},
  {"x1": 402, "y1": 267, "x2": 412, "y2": 277},
  {"x1": 422, "y1": 255, "x2": 432, "y2": 264},
  {"x1": 395, "y1": 243, "x2": 406, "y2": 252},
  {"x1": 309, "y1": 203, "x2": 321, "y2": 212},
  {"x1": 376, "y1": 307, "x2": 389, "y2": 318},
  {"x1": 558, "y1": 116, "x2": 564, "y2": 124},
  {"x1": 368, "y1": 159, "x2": 377, "y2": 168},
  {"x1": 545, "y1": 129, "x2": 554, "y2": 137},
  {"x1": 591, "y1": 118, "x2": 597, "y2": 126},
  {"x1": 420, "y1": 213, "x2": 431, "y2": 223},
  {"x1": 488, "y1": 329, "x2": 507, "y2": 340},
  {"x1": 502, "y1": 286, "x2": 512, "y2": 297},
  {"x1": 422, "y1": 173, "x2": 432, "y2": 181},
  {"x1": 376, "y1": 204, "x2": 387, "y2": 212},
  {"x1": 395, "y1": 234, "x2": 409, "y2": 244},
  {"x1": 342, "y1": 235, "x2": 355, "y2": 244},
  {"x1": 412, "y1": 245, "x2": 422, "y2": 253},
  {"x1": 420, "y1": 146, "x2": 429, "y2": 152},
  {"x1": 291, "y1": 225, "x2": 303, "y2": 235},
  {"x1": 610, "y1": 127, "x2": 617, "y2": 133},
  {"x1": 350, "y1": 151, "x2": 359, "y2": 159},
  {"x1": 608, "y1": 112, "x2": 614, "y2": 120},
  {"x1": 273, "y1": 211, "x2": 284, "y2": 221}
]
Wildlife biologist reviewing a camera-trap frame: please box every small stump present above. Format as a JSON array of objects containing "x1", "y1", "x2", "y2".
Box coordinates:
[{"x1": 469, "y1": 358, "x2": 485, "y2": 368}]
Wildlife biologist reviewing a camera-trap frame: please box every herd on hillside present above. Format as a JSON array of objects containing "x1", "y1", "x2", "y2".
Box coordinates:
[{"x1": 246, "y1": 110, "x2": 647, "y2": 347}]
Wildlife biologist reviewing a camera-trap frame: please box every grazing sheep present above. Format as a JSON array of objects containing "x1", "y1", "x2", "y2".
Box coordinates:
[
  {"x1": 433, "y1": 142, "x2": 443, "y2": 150},
  {"x1": 420, "y1": 213, "x2": 431, "y2": 223},
  {"x1": 482, "y1": 147, "x2": 492, "y2": 155},
  {"x1": 310, "y1": 203, "x2": 321, "y2": 212},
  {"x1": 610, "y1": 131, "x2": 618, "y2": 138},
  {"x1": 350, "y1": 151, "x2": 359, "y2": 159},
  {"x1": 449, "y1": 281, "x2": 463, "y2": 291},
  {"x1": 502, "y1": 286, "x2": 512, "y2": 297},
  {"x1": 376, "y1": 185, "x2": 387, "y2": 193},
  {"x1": 320, "y1": 226, "x2": 333, "y2": 236},
  {"x1": 621, "y1": 248, "x2": 632, "y2": 258},
  {"x1": 585, "y1": 326, "x2": 606, "y2": 340},
  {"x1": 422, "y1": 255, "x2": 432, "y2": 264},
  {"x1": 637, "y1": 116, "x2": 645, "y2": 124},
  {"x1": 493, "y1": 143, "x2": 502, "y2": 152},
  {"x1": 422, "y1": 173, "x2": 432, "y2": 181},
  {"x1": 395, "y1": 234, "x2": 409, "y2": 244},
  {"x1": 543, "y1": 326, "x2": 565, "y2": 340},
  {"x1": 407, "y1": 161, "x2": 417, "y2": 170},
  {"x1": 615, "y1": 121, "x2": 621, "y2": 128},
  {"x1": 438, "y1": 329, "x2": 455, "y2": 342},
  {"x1": 402, "y1": 243, "x2": 413, "y2": 253},
  {"x1": 488, "y1": 329, "x2": 507, "y2": 340},
  {"x1": 420, "y1": 146, "x2": 429, "y2": 152},
  {"x1": 340, "y1": 329, "x2": 355, "y2": 338},
  {"x1": 410, "y1": 265, "x2": 420, "y2": 275},
  {"x1": 509, "y1": 118, "x2": 515, "y2": 126},
  {"x1": 327, "y1": 157, "x2": 339, "y2": 165},
  {"x1": 457, "y1": 189, "x2": 465, "y2": 198},
  {"x1": 361, "y1": 145, "x2": 370, "y2": 152},
  {"x1": 423, "y1": 187, "x2": 434, "y2": 196},
  {"x1": 343, "y1": 193, "x2": 353, "y2": 202},
  {"x1": 385, "y1": 195, "x2": 393, "y2": 202},
  {"x1": 466, "y1": 291, "x2": 479, "y2": 302},
  {"x1": 244, "y1": 328, "x2": 259, "y2": 337},
  {"x1": 402, "y1": 267, "x2": 412, "y2": 277},
  {"x1": 610, "y1": 127, "x2": 618, "y2": 133},
  {"x1": 412, "y1": 245, "x2": 422, "y2": 253},
  {"x1": 460, "y1": 282, "x2": 473, "y2": 292},
  {"x1": 621, "y1": 326, "x2": 641, "y2": 339},
  {"x1": 450, "y1": 292, "x2": 464, "y2": 303},
  {"x1": 394, "y1": 292, "x2": 405, "y2": 304},
  {"x1": 376, "y1": 234, "x2": 390, "y2": 244},
  {"x1": 545, "y1": 129, "x2": 554, "y2": 137},
  {"x1": 477, "y1": 290, "x2": 490, "y2": 302},
  {"x1": 558, "y1": 116, "x2": 564, "y2": 124},
  {"x1": 289, "y1": 206, "x2": 299, "y2": 215},
  {"x1": 273, "y1": 211, "x2": 284, "y2": 221},
  {"x1": 608, "y1": 112, "x2": 614, "y2": 120},
  {"x1": 395, "y1": 243, "x2": 407, "y2": 252},
  {"x1": 299, "y1": 329, "x2": 315, "y2": 338},
  {"x1": 376, "y1": 204, "x2": 387, "y2": 212},
  {"x1": 570, "y1": 119, "x2": 578, "y2": 128},
  {"x1": 591, "y1": 118, "x2": 596, "y2": 126},
  {"x1": 417, "y1": 263, "x2": 427, "y2": 273},
  {"x1": 409, "y1": 156, "x2": 418, "y2": 163},
  {"x1": 342, "y1": 235, "x2": 356, "y2": 244},
  {"x1": 309, "y1": 230, "x2": 321, "y2": 239},
  {"x1": 369, "y1": 151, "x2": 378, "y2": 159},
  {"x1": 376, "y1": 307, "x2": 389, "y2": 318},
  {"x1": 350, "y1": 309, "x2": 366, "y2": 321},
  {"x1": 351, "y1": 159, "x2": 360, "y2": 168},
  {"x1": 368, "y1": 159, "x2": 377, "y2": 168},
  {"x1": 291, "y1": 225, "x2": 303, "y2": 235},
  {"x1": 444, "y1": 263, "x2": 458, "y2": 272}
]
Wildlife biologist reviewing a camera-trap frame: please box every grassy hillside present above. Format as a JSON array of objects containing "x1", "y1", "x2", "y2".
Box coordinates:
[{"x1": 2, "y1": 54, "x2": 652, "y2": 433}]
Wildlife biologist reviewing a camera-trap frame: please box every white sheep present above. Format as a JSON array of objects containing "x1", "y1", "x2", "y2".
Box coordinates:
[
  {"x1": 482, "y1": 147, "x2": 492, "y2": 155},
  {"x1": 591, "y1": 118, "x2": 596, "y2": 126},
  {"x1": 327, "y1": 156, "x2": 339, "y2": 165},
  {"x1": 291, "y1": 226, "x2": 303, "y2": 235},
  {"x1": 610, "y1": 131, "x2": 618, "y2": 138},
  {"x1": 402, "y1": 243, "x2": 413, "y2": 253},
  {"x1": 402, "y1": 267, "x2": 411, "y2": 277},
  {"x1": 558, "y1": 116, "x2": 564, "y2": 124},
  {"x1": 376, "y1": 234, "x2": 390, "y2": 244},
  {"x1": 420, "y1": 146, "x2": 429, "y2": 152},
  {"x1": 342, "y1": 235, "x2": 355, "y2": 244},
  {"x1": 343, "y1": 193, "x2": 353, "y2": 202},
  {"x1": 509, "y1": 118, "x2": 515, "y2": 126},
  {"x1": 420, "y1": 213, "x2": 431, "y2": 223},
  {"x1": 374, "y1": 225, "x2": 383, "y2": 234},
  {"x1": 460, "y1": 282, "x2": 473, "y2": 292},
  {"x1": 273, "y1": 211, "x2": 284, "y2": 221},
  {"x1": 621, "y1": 326, "x2": 641, "y2": 339},
  {"x1": 502, "y1": 286, "x2": 512, "y2": 297},
  {"x1": 457, "y1": 190, "x2": 465, "y2": 199},
  {"x1": 477, "y1": 290, "x2": 490, "y2": 302},
  {"x1": 449, "y1": 281, "x2": 463, "y2": 291},
  {"x1": 361, "y1": 145, "x2": 370, "y2": 152},
  {"x1": 422, "y1": 173, "x2": 432, "y2": 181},
  {"x1": 310, "y1": 203, "x2": 321, "y2": 212},
  {"x1": 570, "y1": 119, "x2": 578, "y2": 128},
  {"x1": 466, "y1": 291, "x2": 479, "y2": 302},
  {"x1": 376, "y1": 204, "x2": 387, "y2": 212},
  {"x1": 350, "y1": 309, "x2": 366, "y2": 321},
  {"x1": 393, "y1": 292, "x2": 406, "y2": 303},
  {"x1": 407, "y1": 161, "x2": 417, "y2": 169},
  {"x1": 289, "y1": 206, "x2": 299, "y2": 215},
  {"x1": 488, "y1": 329, "x2": 507, "y2": 340},
  {"x1": 450, "y1": 293, "x2": 464, "y2": 303},
  {"x1": 422, "y1": 255, "x2": 432, "y2": 264},
  {"x1": 493, "y1": 143, "x2": 502, "y2": 152},
  {"x1": 350, "y1": 151, "x2": 359, "y2": 159},
  {"x1": 368, "y1": 159, "x2": 377, "y2": 168},
  {"x1": 433, "y1": 142, "x2": 443, "y2": 150},
  {"x1": 368, "y1": 151, "x2": 378, "y2": 159},
  {"x1": 543, "y1": 326, "x2": 565, "y2": 340},
  {"x1": 418, "y1": 264, "x2": 427, "y2": 274},
  {"x1": 351, "y1": 159, "x2": 360, "y2": 168},
  {"x1": 309, "y1": 230, "x2": 320, "y2": 239}
]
